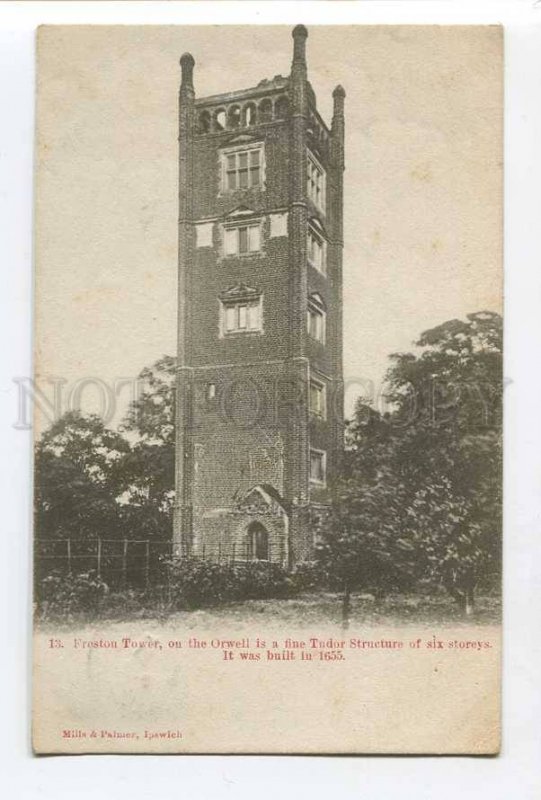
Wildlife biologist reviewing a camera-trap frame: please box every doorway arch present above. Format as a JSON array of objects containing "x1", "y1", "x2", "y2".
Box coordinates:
[{"x1": 247, "y1": 522, "x2": 269, "y2": 561}]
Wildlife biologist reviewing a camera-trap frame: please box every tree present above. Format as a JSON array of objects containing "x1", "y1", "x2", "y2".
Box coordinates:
[
  {"x1": 317, "y1": 311, "x2": 502, "y2": 619},
  {"x1": 119, "y1": 355, "x2": 176, "y2": 536},
  {"x1": 387, "y1": 311, "x2": 502, "y2": 611},
  {"x1": 35, "y1": 410, "x2": 130, "y2": 540},
  {"x1": 35, "y1": 356, "x2": 178, "y2": 546},
  {"x1": 121, "y1": 355, "x2": 176, "y2": 445},
  {"x1": 400, "y1": 478, "x2": 487, "y2": 615},
  {"x1": 315, "y1": 404, "x2": 413, "y2": 627}
]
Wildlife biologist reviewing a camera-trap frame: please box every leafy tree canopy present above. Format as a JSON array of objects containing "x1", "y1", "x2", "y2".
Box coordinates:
[
  {"x1": 36, "y1": 354, "x2": 177, "y2": 542},
  {"x1": 35, "y1": 411, "x2": 130, "y2": 540},
  {"x1": 119, "y1": 355, "x2": 176, "y2": 522},
  {"x1": 317, "y1": 311, "x2": 502, "y2": 616}
]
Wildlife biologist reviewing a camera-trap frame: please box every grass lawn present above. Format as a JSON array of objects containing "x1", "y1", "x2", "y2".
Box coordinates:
[{"x1": 75, "y1": 590, "x2": 501, "y2": 630}]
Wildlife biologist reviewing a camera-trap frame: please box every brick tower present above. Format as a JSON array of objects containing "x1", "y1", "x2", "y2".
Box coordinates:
[{"x1": 173, "y1": 26, "x2": 345, "y2": 566}]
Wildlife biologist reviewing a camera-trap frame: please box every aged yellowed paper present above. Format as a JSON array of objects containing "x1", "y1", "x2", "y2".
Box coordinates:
[{"x1": 33, "y1": 24, "x2": 502, "y2": 754}]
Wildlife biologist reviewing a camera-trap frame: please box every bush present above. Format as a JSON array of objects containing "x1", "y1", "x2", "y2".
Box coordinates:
[
  {"x1": 163, "y1": 557, "x2": 237, "y2": 609},
  {"x1": 163, "y1": 557, "x2": 299, "y2": 609},
  {"x1": 290, "y1": 561, "x2": 326, "y2": 592},
  {"x1": 37, "y1": 570, "x2": 109, "y2": 620},
  {"x1": 35, "y1": 558, "x2": 321, "y2": 621},
  {"x1": 98, "y1": 588, "x2": 150, "y2": 620},
  {"x1": 231, "y1": 561, "x2": 296, "y2": 600}
]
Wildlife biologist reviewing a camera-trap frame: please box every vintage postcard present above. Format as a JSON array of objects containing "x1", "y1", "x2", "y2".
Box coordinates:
[{"x1": 33, "y1": 24, "x2": 502, "y2": 754}]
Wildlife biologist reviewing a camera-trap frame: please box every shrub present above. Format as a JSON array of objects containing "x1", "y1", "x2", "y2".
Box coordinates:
[
  {"x1": 163, "y1": 557, "x2": 299, "y2": 609},
  {"x1": 98, "y1": 589, "x2": 150, "y2": 620},
  {"x1": 290, "y1": 561, "x2": 326, "y2": 592},
  {"x1": 35, "y1": 558, "x2": 321, "y2": 620},
  {"x1": 37, "y1": 570, "x2": 109, "y2": 620},
  {"x1": 163, "y1": 557, "x2": 237, "y2": 609},
  {"x1": 231, "y1": 561, "x2": 295, "y2": 600}
]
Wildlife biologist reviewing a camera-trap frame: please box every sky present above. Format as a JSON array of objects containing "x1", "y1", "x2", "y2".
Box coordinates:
[{"x1": 34, "y1": 24, "x2": 502, "y2": 431}]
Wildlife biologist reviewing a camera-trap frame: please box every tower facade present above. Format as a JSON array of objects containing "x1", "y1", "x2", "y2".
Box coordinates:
[{"x1": 174, "y1": 26, "x2": 345, "y2": 566}]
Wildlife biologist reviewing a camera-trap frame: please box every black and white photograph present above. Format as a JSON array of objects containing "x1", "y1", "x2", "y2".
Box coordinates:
[{"x1": 31, "y1": 22, "x2": 502, "y2": 754}]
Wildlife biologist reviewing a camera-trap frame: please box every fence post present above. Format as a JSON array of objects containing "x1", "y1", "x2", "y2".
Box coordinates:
[
  {"x1": 122, "y1": 538, "x2": 128, "y2": 587},
  {"x1": 218, "y1": 542, "x2": 222, "y2": 563},
  {"x1": 97, "y1": 538, "x2": 102, "y2": 577},
  {"x1": 145, "y1": 540, "x2": 150, "y2": 588},
  {"x1": 166, "y1": 560, "x2": 172, "y2": 606},
  {"x1": 67, "y1": 538, "x2": 72, "y2": 574},
  {"x1": 231, "y1": 543, "x2": 236, "y2": 564},
  {"x1": 202, "y1": 543, "x2": 206, "y2": 560}
]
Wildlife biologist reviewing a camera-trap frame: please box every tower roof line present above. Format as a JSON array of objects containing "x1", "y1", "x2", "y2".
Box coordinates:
[{"x1": 194, "y1": 78, "x2": 289, "y2": 107}]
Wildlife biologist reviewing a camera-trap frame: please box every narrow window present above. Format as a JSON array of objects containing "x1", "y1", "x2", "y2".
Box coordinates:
[
  {"x1": 307, "y1": 152, "x2": 326, "y2": 212},
  {"x1": 259, "y1": 98, "x2": 273, "y2": 123},
  {"x1": 226, "y1": 155, "x2": 237, "y2": 190},
  {"x1": 307, "y1": 295, "x2": 326, "y2": 344},
  {"x1": 243, "y1": 103, "x2": 257, "y2": 127},
  {"x1": 238, "y1": 304, "x2": 247, "y2": 329},
  {"x1": 238, "y1": 226, "x2": 249, "y2": 254},
  {"x1": 309, "y1": 379, "x2": 326, "y2": 418},
  {"x1": 275, "y1": 96, "x2": 289, "y2": 120},
  {"x1": 198, "y1": 110, "x2": 211, "y2": 134},
  {"x1": 224, "y1": 227, "x2": 237, "y2": 256},
  {"x1": 307, "y1": 226, "x2": 326, "y2": 274},
  {"x1": 249, "y1": 223, "x2": 261, "y2": 252},
  {"x1": 247, "y1": 301, "x2": 260, "y2": 330},
  {"x1": 250, "y1": 149, "x2": 260, "y2": 186},
  {"x1": 247, "y1": 522, "x2": 269, "y2": 561},
  {"x1": 238, "y1": 152, "x2": 249, "y2": 188},
  {"x1": 225, "y1": 305, "x2": 236, "y2": 332},
  {"x1": 215, "y1": 109, "x2": 226, "y2": 131},
  {"x1": 309, "y1": 449, "x2": 326, "y2": 485},
  {"x1": 228, "y1": 105, "x2": 241, "y2": 129}
]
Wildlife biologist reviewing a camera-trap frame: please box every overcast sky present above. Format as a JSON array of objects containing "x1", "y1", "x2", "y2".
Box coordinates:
[{"x1": 35, "y1": 25, "x2": 502, "y2": 430}]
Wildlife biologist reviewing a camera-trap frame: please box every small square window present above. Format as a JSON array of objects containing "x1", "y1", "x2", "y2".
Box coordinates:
[
  {"x1": 223, "y1": 223, "x2": 262, "y2": 256},
  {"x1": 221, "y1": 297, "x2": 262, "y2": 335}
]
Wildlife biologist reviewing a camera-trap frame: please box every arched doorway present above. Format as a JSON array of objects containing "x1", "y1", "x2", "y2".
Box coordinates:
[{"x1": 247, "y1": 522, "x2": 269, "y2": 561}]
